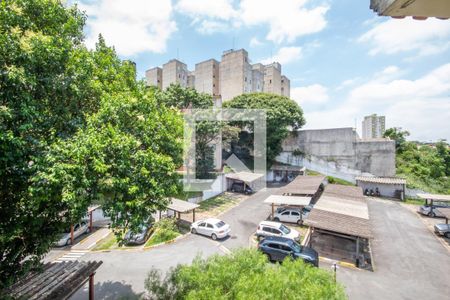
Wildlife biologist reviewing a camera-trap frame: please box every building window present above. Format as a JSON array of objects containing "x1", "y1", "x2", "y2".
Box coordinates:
[
  {"x1": 213, "y1": 84, "x2": 215, "y2": 87},
  {"x1": 245, "y1": 77, "x2": 247, "y2": 82},
  {"x1": 213, "y1": 75, "x2": 215, "y2": 78},
  {"x1": 281, "y1": 80, "x2": 284, "y2": 83},
  {"x1": 269, "y1": 79, "x2": 272, "y2": 84}
]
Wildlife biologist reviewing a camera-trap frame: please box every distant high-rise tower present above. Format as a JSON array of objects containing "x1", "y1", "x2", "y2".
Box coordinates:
[
  {"x1": 219, "y1": 49, "x2": 253, "y2": 101},
  {"x1": 362, "y1": 114, "x2": 386, "y2": 139},
  {"x1": 263, "y1": 62, "x2": 282, "y2": 95},
  {"x1": 162, "y1": 59, "x2": 188, "y2": 89}
]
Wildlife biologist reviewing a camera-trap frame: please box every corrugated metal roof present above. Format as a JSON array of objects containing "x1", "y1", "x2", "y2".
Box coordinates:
[
  {"x1": 436, "y1": 207, "x2": 450, "y2": 219},
  {"x1": 324, "y1": 184, "x2": 365, "y2": 201},
  {"x1": 305, "y1": 209, "x2": 373, "y2": 239},
  {"x1": 277, "y1": 175, "x2": 325, "y2": 195},
  {"x1": 355, "y1": 176, "x2": 406, "y2": 185},
  {"x1": 263, "y1": 195, "x2": 311, "y2": 206},
  {"x1": 225, "y1": 172, "x2": 264, "y2": 183},
  {"x1": 305, "y1": 184, "x2": 372, "y2": 239},
  {"x1": 417, "y1": 193, "x2": 450, "y2": 202},
  {"x1": 168, "y1": 198, "x2": 199, "y2": 213}
]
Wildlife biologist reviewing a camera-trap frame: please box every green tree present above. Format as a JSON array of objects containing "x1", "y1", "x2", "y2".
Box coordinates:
[
  {"x1": 383, "y1": 127, "x2": 410, "y2": 153},
  {"x1": 223, "y1": 93, "x2": 305, "y2": 168},
  {"x1": 156, "y1": 84, "x2": 221, "y2": 178},
  {"x1": 0, "y1": 0, "x2": 182, "y2": 286},
  {"x1": 145, "y1": 249, "x2": 346, "y2": 299}
]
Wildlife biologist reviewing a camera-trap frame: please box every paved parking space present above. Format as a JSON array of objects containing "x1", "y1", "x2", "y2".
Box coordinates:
[{"x1": 335, "y1": 198, "x2": 450, "y2": 299}]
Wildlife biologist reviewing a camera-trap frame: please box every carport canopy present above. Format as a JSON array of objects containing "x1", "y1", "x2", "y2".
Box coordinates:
[
  {"x1": 167, "y1": 198, "x2": 200, "y2": 222},
  {"x1": 436, "y1": 207, "x2": 450, "y2": 224},
  {"x1": 417, "y1": 193, "x2": 450, "y2": 202},
  {"x1": 264, "y1": 195, "x2": 311, "y2": 206},
  {"x1": 225, "y1": 172, "x2": 264, "y2": 184},
  {"x1": 277, "y1": 175, "x2": 325, "y2": 196}
]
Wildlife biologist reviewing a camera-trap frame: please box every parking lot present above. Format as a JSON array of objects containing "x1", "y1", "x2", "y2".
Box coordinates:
[{"x1": 51, "y1": 189, "x2": 450, "y2": 299}]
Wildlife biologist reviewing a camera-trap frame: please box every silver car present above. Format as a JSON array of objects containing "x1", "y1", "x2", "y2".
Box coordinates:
[
  {"x1": 55, "y1": 220, "x2": 90, "y2": 247},
  {"x1": 434, "y1": 224, "x2": 450, "y2": 238}
]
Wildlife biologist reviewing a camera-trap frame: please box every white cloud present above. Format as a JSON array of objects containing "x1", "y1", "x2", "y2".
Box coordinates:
[
  {"x1": 176, "y1": 0, "x2": 237, "y2": 20},
  {"x1": 195, "y1": 20, "x2": 228, "y2": 35},
  {"x1": 78, "y1": 0, "x2": 176, "y2": 56},
  {"x1": 239, "y1": 0, "x2": 329, "y2": 43},
  {"x1": 261, "y1": 46, "x2": 302, "y2": 65},
  {"x1": 249, "y1": 37, "x2": 263, "y2": 47},
  {"x1": 303, "y1": 64, "x2": 450, "y2": 141},
  {"x1": 291, "y1": 84, "x2": 329, "y2": 105},
  {"x1": 359, "y1": 18, "x2": 450, "y2": 56}
]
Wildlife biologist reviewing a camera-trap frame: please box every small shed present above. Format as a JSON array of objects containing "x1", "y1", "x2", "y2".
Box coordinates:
[
  {"x1": 225, "y1": 172, "x2": 265, "y2": 191},
  {"x1": 356, "y1": 176, "x2": 406, "y2": 199},
  {"x1": 263, "y1": 195, "x2": 311, "y2": 219},
  {"x1": 167, "y1": 198, "x2": 200, "y2": 222},
  {"x1": 3, "y1": 261, "x2": 102, "y2": 300}
]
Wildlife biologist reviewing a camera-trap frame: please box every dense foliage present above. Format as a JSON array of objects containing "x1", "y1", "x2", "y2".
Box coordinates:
[
  {"x1": 145, "y1": 249, "x2": 346, "y2": 299},
  {"x1": 384, "y1": 128, "x2": 450, "y2": 193},
  {"x1": 0, "y1": 0, "x2": 182, "y2": 286},
  {"x1": 145, "y1": 218, "x2": 180, "y2": 247},
  {"x1": 223, "y1": 93, "x2": 305, "y2": 168}
]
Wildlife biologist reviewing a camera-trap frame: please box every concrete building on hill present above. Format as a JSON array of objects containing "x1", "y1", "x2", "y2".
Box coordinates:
[
  {"x1": 362, "y1": 114, "x2": 386, "y2": 139},
  {"x1": 145, "y1": 48, "x2": 291, "y2": 102},
  {"x1": 162, "y1": 59, "x2": 188, "y2": 90}
]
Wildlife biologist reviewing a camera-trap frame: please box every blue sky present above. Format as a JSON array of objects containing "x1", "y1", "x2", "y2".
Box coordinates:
[{"x1": 74, "y1": 0, "x2": 450, "y2": 142}]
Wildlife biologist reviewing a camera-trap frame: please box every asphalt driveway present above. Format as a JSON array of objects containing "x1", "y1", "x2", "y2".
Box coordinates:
[{"x1": 334, "y1": 198, "x2": 450, "y2": 299}]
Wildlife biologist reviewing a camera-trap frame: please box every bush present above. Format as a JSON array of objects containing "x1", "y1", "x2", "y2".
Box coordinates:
[
  {"x1": 145, "y1": 218, "x2": 180, "y2": 247},
  {"x1": 145, "y1": 249, "x2": 346, "y2": 299}
]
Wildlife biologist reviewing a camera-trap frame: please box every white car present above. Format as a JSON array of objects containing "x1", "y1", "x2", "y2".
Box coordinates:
[
  {"x1": 256, "y1": 221, "x2": 300, "y2": 241},
  {"x1": 191, "y1": 218, "x2": 231, "y2": 240},
  {"x1": 274, "y1": 207, "x2": 310, "y2": 224},
  {"x1": 55, "y1": 220, "x2": 90, "y2": 247}
]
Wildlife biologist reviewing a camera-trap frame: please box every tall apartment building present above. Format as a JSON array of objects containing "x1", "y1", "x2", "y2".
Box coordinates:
[
  {"x1": 281, "y1": 75, "x2": 290, "y2": 98},
  {"x1": 219, "y1": 49, "x2": 253, "y2": 101},
  {"x1": 251, "y1": 63, "x2": 264, "y2": 93},
  {"x1": 145, "y1": 48, "x2": 291, "y2": 102},
  {"x1": 263, "y1": 62, "x2": 282, "y2": 95},
  {"x1": 162, "y1": 59, "x2": 188, "y2": 90},
  {"x1": 195, "y1": 59, "x2": 220, "y2": 97},
  {"x1": 362, "y1": 114, "x2": 386, "y2": 139},
  {"x1": 145, "y1": 67, "x2": 162, "y2": 89}
]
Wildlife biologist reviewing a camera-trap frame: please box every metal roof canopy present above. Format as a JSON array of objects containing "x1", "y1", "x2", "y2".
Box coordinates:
[
  {"x1": 436, "y1": 208, "x2": 450, "y2": 222},
  {"x1": 417, "y1": 193, "x2": 450, "y2": 202},
  {"x1": 277, "y1": 175, "x2": 325, "y2": 195},
  {"x1": 314, "y1": 195, "x2": 369, "y2": 219},
  {"x1": 225, "y1": 172, "x2": 264, "y2": 184},
  {"x1": 306, "y1": 209, "x2": 373, "y2": 239},
  {"x1": 4, "y1": 261, "x2": 102, "y2": 300},
  {"x1": 263, "y1": 195, "x2": 311, "y2": 206},
  {"x1": 168, "y1": 198, "x2": 199, "y2": 213},
  {"x1": 355, "y1": 176, "x2": 406, "y2": 185},
  {"x1": 324, "y1": 184, "x2": 365, "y2": 201}
]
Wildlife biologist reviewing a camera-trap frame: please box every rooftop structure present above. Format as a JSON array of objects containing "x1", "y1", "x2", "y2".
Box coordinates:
[{"x1": 370, "y1": 0, "x2": 450, "y2": 19}]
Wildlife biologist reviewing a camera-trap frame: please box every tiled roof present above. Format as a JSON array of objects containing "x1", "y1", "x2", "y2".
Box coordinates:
[
  {"x1": 225, "y1": 172, "x2": 264, "y2": 183},
  {"x1": 169, "y1": 198, "x2": 199, "y2": 213},
  {"x1": 355, "y1": 176, "x2": 406, "y2": 185},
  {"x1": 324, "y1": 184, "x2": 365, "y2": 201},
  {"x1": 277, "y1": 175, "x2": 325, "y2": 196}
]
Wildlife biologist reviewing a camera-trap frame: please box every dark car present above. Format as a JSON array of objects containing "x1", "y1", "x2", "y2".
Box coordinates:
[
  {"x1": 230, "y1": 182, "x2": 253, "y2": 194},
  {"x1": 123, "y1": 222, "x2": 154, "y2": 245},
  {"x1": 258, "y1": 236, "x2": 319, "y2": 267}
]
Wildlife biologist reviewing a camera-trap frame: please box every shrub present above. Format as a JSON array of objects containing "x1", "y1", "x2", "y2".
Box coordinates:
[
  {"x1": 145, "y1": 249, "x2": 347, "y2": 299},
  {"x1": 145, "y1": 218, "x2": 180, "y2": 247}
]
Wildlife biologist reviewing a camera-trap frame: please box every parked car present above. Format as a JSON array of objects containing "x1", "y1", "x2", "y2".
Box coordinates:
[
  {"x1": 230, "y1": 182, "x2": 253, "y2": 194},
  {"x1": 418, "y1": 201, "x2": 450, "y2": 217},
  {"x1": 124, "y1": 222, "x2": 154, "y2": 245},
  {"x1": 191, "y1": 218, "x2": 231, "y2": 240},
  {"x1": 54, "y1": 220, "x2": 90, "y2": 247},
  {"x1": 434, "y1": 223, "x2": 450, "y2": 238},
  {"x1": 258, "y1": 236, "x2": 319, "y2": 266},
  {"x1": 256, "y1": 221, "x2": 300, "y2": 241},
  {"x1": 274, "y1": 206, "x2": 312, "y2": 224}
]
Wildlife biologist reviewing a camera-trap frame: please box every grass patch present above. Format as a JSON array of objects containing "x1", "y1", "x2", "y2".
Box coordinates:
[
  {"x1": 93, "y1": 232, "x2": 118, "y2": 251},
  {"x1": 326, "y1": 176, "x2": 354, "y2": 186},
  {"x1": 197, "y1": 193, "x2": 241, "y2": 215},
  {"x1": 404, "y1": 197, "x2": 424, "y2": 206},
  {"x1": 145, "y1": 218, "x2": 181, "y2": 247}
]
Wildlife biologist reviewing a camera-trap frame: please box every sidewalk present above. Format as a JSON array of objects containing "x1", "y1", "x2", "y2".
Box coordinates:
[{"x1": 71, "y1": 227, "x2": 111, "y2": 250}]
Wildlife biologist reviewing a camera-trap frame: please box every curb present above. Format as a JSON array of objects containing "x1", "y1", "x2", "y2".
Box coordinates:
[
  {"x1": 319, "y1": 256, "x2": 359, "y2": 270},
  {"x1": 143, "y1": 232, "x2": 191, "y2": 251}
]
